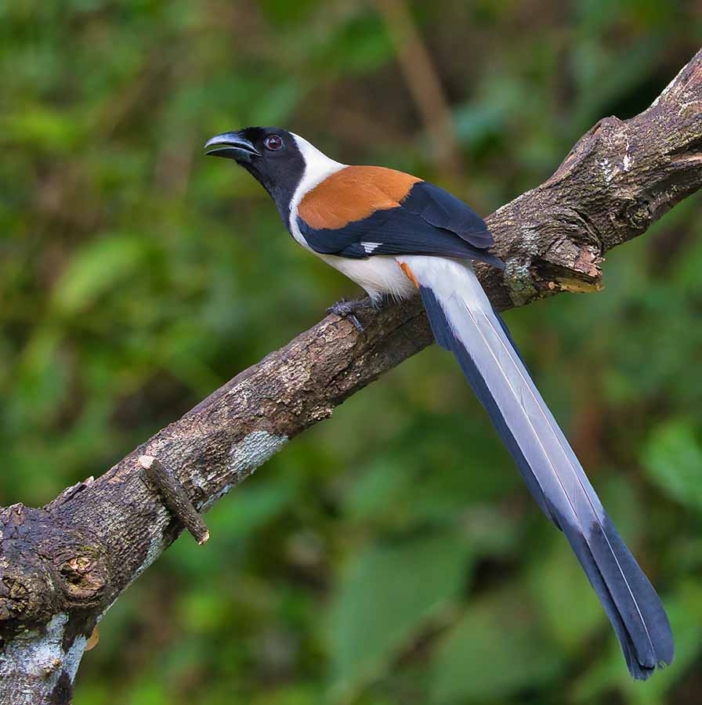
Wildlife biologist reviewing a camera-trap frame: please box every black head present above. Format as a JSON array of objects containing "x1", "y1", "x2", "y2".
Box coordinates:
[{"x1": 205, "y1": 126, "x2": 305, "y2": 223}]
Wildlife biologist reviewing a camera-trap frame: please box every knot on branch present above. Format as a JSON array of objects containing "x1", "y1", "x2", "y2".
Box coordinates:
[
  {"x1": 58, "y1": 553, "x2": 106, "y2": 603},
  {"x1": 0, "y1": 503, "x2": 108, "y2": 643},
  {"x1": 0, "y1": 576, "x2": 30, "y2": 622}
]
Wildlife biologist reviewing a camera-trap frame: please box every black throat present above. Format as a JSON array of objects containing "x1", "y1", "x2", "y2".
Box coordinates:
[{"x1": 239, "y1": 133, "x2": 306, "y2": 228}]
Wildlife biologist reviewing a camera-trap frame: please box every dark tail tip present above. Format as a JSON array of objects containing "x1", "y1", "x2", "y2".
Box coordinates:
[{"x1": 594, "y1": 518, "x2": 675, "y2": 679}]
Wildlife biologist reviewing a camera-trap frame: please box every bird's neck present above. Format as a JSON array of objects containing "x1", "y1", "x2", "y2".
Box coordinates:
[{"x1": 287, "y1": 135, "x2": 346, "y2": 230}]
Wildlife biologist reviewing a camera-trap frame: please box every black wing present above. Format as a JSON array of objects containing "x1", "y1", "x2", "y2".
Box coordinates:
[
  {"x1": 298, "y1": 181, "x2": 503, "y2": 268},
  {"x1": 401, "y1": 181, "x2": 495, "y2": 250}
]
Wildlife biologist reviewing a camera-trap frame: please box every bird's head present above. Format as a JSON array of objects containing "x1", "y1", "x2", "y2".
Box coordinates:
[
  {"x1": 204, "y1": 127, "x2": 342, "y2": 222},
  {"x1": 205, "y1": 127, "x2": 305, "y2": 203}
]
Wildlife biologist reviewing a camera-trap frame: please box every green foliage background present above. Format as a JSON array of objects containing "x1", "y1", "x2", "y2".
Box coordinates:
[{"x1": 1, "y1": 1, "x2": 701, "y2": 703}]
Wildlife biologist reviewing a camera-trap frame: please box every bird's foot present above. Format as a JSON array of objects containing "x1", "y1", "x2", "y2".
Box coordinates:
[{"x1": 327, "y1": 297, "x2": 376, "y2": 334}]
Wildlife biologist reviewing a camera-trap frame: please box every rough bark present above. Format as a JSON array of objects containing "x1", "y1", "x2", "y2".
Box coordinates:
[{"x1": 1, "y1": 48, "x2": 701, "y2": 705}]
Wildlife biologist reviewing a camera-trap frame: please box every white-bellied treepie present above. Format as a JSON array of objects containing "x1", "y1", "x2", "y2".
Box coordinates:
[{"x1": 205, "y1": 126, "x2": 674, "y2": 679}]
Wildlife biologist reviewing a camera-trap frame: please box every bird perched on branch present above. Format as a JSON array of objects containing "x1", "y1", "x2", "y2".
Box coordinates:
[{"x1": 205, "y1": 126, "x2": 674, "y2": 679}]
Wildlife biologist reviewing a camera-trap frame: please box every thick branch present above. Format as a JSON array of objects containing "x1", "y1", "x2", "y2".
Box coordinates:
[{"x1": 1, "y1": 48, "x2": 701, "y2": 705}]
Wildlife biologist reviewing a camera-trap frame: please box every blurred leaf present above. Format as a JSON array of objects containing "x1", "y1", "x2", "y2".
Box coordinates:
[
  {"x1": 52, "y1": 234, "x2": 150, "y2": 315},
  {"x1": 313, "y1": 11, "x2": 393, "y2": 76},
  {"x1": 15, "y1": 326, "x2": 67, "y2": 422},
  {"x1": 643, "y1": 419, "x2": 702, "y2": 512},
  {"x1": 255, "y1": 81, "x2": 304, "y2": 126},
  {"x1": 344, "y1": 415, "x2": 518, "y2": 528},
  {"x1": 3, "y1": 107, "x2": 85, "y2": 151},
  {"x1": 259, "y1": 0, "x2": 320, "y2": 26},
  {"x1": 345, "y1": 458, "x2": 410, "y2": 523},
  {"x1": 215, "y1": 479, "x2": 296, "y2": 539},
  {"x1": 528, "y1": 536, "x2": 605, "y2": 654},
  {"x1": 431, "y1": 587, "x2": 563, "y2": 703},
  {"x1": 329, "y1": 530, "x2": 473, "y2": 698},
  {"x1": 252, "y1": 684, "x2": 326, "y2": 705},
  {"x1": 572, "y1": 36, "x2": 664, "y2": 128},
  {"x1": 453, "y1": 101, "x2": 507, "y2": 147}
]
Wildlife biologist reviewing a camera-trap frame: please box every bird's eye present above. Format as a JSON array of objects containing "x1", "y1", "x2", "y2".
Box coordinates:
[{"x1": 264, "y1": 135, "x2": 284, "y2": 151}]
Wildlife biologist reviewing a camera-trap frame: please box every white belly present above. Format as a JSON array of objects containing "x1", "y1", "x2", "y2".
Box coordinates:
[{"x1": 317, "y1": 253, "x2": 417, "y2": 301}]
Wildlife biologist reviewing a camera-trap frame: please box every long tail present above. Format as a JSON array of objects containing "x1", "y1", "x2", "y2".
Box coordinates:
[{"x1": 399, "y1": 256, "x2": 674, "y2": 679}]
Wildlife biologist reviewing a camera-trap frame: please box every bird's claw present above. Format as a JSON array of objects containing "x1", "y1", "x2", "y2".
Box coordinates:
[{"x1": 327, "y1": 297, "x2": 373, "y2": 334}]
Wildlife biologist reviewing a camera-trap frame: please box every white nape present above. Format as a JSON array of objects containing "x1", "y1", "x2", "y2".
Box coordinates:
[{"x1": 288, "y1": 133, "x2": 346, "y2": 249}]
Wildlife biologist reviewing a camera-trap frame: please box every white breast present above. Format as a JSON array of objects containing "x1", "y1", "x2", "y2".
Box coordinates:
[{"x1": 318, "y1": 253, "x2": 417, "y2": 302}]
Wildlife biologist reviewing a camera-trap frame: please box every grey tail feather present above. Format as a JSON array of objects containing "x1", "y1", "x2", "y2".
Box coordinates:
[{"x1": 418, "y1": 276, "x2": 674, "y2": 679}]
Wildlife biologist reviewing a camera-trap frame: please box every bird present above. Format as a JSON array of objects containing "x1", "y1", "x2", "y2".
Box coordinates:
[{"x1": 204, "y1": 126, "x2": 674, "y2": 679}]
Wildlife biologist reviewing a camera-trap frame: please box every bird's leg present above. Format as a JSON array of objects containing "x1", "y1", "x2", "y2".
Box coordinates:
[
  {"x1": 327, "y1": 296, "x2": 374, "y2": 317},
  {"x1": 326, "y1": 296, "x2": 382, "y2": 334}
]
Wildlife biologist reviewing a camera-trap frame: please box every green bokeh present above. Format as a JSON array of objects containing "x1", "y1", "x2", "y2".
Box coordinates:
[{"x1": 1, "y1": 1, "x2": 701, "y2": 703}]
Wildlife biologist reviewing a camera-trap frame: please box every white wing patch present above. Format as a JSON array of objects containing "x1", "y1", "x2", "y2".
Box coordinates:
[{"x1": 362, "y1": 242, "x2": 382, "y2": 254}]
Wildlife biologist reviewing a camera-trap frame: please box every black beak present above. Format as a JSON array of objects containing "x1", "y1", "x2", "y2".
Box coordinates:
[{"x1": 204, "y1": 132, "x2": 261, "y2": 162}]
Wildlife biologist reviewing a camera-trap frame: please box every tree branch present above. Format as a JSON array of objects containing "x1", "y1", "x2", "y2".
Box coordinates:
[{"x1": 1, "y1": 48, "x2": 701, "y2": 705}]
